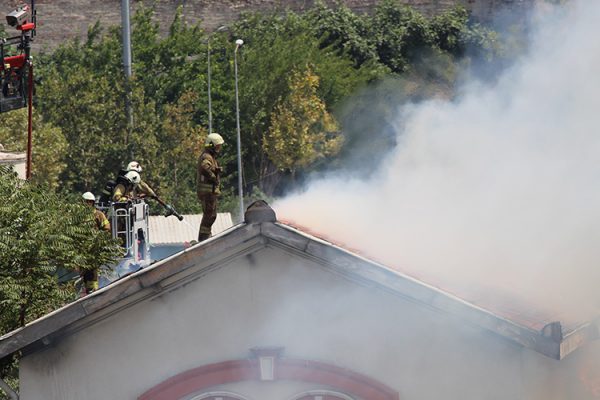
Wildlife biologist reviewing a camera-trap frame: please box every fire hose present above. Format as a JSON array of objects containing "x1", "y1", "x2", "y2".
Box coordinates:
[{"x1": 153, "y1": 196, "x2": 183, "y2": 221}]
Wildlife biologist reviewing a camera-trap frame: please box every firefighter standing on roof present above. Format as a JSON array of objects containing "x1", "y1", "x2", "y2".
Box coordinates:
[
  {"x1": 81, "y1": 192, "x2": 110, "y2": 294},
  {"x1": 197, "y1": 133, "x2": 224, "y2": 242}
]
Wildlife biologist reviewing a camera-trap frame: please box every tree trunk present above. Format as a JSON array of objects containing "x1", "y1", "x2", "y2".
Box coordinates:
[{"x1": 259, "y1": 158, "x2": 283, "y2": 197}]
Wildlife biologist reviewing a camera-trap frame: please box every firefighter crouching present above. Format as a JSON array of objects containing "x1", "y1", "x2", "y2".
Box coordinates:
[
  {"x1": 197, "y1": 133, "x2": 224, "y2": 242},
  {"x1": 81, "y1": 191, "x2": 110, "y2": 294},
  {"x1": 112, "y1": 171, "x2": 141, "y2": 202},
  {"x1": 126, "y1": 161, "x2": 158, "y2": 200}
]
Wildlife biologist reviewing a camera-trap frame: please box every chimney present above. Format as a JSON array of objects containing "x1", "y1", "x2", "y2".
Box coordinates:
[
  {"x1": 541, "y1": 321, "x2": 563, "y2": 342},
  {"x1": 244, "y1": 200, "x2": 276, "y2": 223}
]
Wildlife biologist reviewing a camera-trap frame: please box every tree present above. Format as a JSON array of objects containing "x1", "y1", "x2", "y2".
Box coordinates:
[
  {"x1": 0, "y1": 166, "x2": 121, "y2": 331},
  {"x1": 0, "y1": 165, "x2": 122, "y2": 396},
  {"x1": 155, "y1": 90, "x2": 205, "y2": 212},
  {"x1": 0, "y1": 109, "x2": 66, "y2": 189},
  {"x1": 309, "y1": 1, "x2": 380, "y2": 68},
  {"x1": 30, "y1": 2, "x2": 501, "y2": 210},
  {"x1": 263, "y1": 66, "x2": 342, "y2": 184}
]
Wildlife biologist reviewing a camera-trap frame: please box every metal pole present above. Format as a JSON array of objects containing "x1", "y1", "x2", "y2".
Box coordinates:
[
  {"x1": 234, "y1": 39, "x2": 244, "y2": 220},
  {"x1": 24, "y1": 0, "x2": 35, "y2": 179},
  {"x1": 207, "y1": 40, "x2": 212, "y2": 135},
  {"x1": 25, "y1": 60, "x2": 33, "y2": 179},
  {"x1": 121, "y1": 0, "x2": 133, "y2": 149}
]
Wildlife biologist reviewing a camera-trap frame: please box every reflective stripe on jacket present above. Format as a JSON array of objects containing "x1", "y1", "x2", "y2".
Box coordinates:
[
  {"x1": 197, "y1": 150, "x2": 220, "y2": 195},
  {"x1": 112, "y1": 183, "x2": 132, "y2": 202}
]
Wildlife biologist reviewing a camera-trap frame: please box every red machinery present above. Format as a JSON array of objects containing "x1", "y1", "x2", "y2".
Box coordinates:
[{"x1": 0, "y1": 2, "x2": 36, "y2": 178}]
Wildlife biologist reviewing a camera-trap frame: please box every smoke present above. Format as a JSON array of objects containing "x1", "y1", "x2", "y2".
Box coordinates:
[{"x1": 275, "y1": 0, "x2": 600, "y2": 323}]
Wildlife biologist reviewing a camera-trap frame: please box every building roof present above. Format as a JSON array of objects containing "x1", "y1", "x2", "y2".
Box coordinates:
[
  {"x1": 148, "y1": 213, "x2": 234, "y2": 245},
  {"x1": 277, "y1": 220, "x2": 591, "y2": 336},
  {"x1": 0, "y1": 202, "x2": 598, "y2": 363}
]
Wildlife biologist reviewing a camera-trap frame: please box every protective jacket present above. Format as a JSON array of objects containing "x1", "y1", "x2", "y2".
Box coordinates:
[
  {"x1": 94, "y1": 209, "x2": 111, "y2": 232},
  {"x1": 197, "y1": 149, "x2": 221, "y2": 195},
  {"x1": 135, "y1": 180, "x2": 157, "y2": 199},
  {"x1": 113, "y1": 183, "x2": 132, "y2": 202}
]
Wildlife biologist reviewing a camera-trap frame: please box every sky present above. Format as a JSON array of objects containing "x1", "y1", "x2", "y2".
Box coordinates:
[{"x1": 274, "y1": 0, "x2": 600, "y2": 323}]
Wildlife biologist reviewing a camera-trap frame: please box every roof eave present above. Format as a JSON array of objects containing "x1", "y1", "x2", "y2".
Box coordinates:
[
  {"x1": 264, "y1": 223, "x2": 591, "y2": 360},
  {"x1": 0, "y1": 218, "x2": 597, "y2": 363},
  {"x1": 0, "y1": 222, "x2": 260, "y2": 362}
]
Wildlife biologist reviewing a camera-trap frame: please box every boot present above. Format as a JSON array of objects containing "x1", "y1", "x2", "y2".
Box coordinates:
[{"x1": 198, "y1": 232, "x2": 210, "y2": 242}]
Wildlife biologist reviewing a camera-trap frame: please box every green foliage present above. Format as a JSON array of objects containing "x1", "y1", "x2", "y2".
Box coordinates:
[
  {"x1": 28, "y1": 0, "x2": 501, "y2": 203},
  {"x1": 371, "y1": 1, "x2": 435, "y2": 73},
  {"x1": 0, "y1": 166, "x2": 121, "y2": 331},
  {"x1": 0, "y1": 165, "x2": 121, "y2": 393},
  {"x1": 0, "y1": 109, "x2": 66, "y2": 189},
  {"x1": 309, "y1": 1, "x2": 379, "y2": 68},
  {"x1": 264, "y1": 65, "x2": 341, "y2": 177}
]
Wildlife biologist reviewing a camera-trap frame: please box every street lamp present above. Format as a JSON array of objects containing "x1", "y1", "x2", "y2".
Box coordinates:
[
  {"x1": 234, "y1": 38, "x2": 244, "y2": 220},
  {"x1": 207, "y1": 38, "x2": 212, "y2": 135}
]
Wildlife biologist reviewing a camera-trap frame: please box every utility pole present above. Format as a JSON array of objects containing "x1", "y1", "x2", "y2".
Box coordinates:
[
  {"x1": 234, "y1": 39, "x2": 244, "y2": 220},
  {"x1": 121, "y1": 0, "x2": 133, "y2": 154},
  {"x1": 207, "y1": 40, "x2": 212, "y2": 135}
]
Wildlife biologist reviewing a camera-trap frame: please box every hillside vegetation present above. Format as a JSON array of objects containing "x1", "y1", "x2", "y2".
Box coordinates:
[{"x1": 0, "y1": 0, "x2": 501, "y2": 218}]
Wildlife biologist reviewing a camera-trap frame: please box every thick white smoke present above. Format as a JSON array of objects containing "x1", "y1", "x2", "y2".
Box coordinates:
[{"x1": 275, "y1": 0, "x2": 600, "y2": 322}]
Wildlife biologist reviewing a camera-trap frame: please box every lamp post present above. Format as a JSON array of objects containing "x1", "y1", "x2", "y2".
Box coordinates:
[
  {"x1": 234, "y1": 38, "x2": 244, "y2": 220},
  {"x1": 121, "y1": 0, "x2": 133, "y2": 152},
  {"x1": 207, "y1": 39, "x2": 212, "y2": 135}
]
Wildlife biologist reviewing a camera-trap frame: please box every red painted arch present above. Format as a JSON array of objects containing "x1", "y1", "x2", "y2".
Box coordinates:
[{"x1": 138, "y1": 358, "x2": 399, "y2": 400}]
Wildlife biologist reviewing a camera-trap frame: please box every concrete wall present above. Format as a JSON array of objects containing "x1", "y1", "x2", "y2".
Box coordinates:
[
  {"x1": 19, "y1": 245, "x2": 600, "y2": 400},
  {"x1": 0, "y1": 159, "x2": 27, "y2": 179},
  {"x1": 12, "y1": 159, "x2": 25, "y2": 179}
]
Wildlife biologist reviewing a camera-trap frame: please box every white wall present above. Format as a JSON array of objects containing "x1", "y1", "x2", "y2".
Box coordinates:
[
  {"x1": 19, "y1": 246, "x2": 600, "y2": 400},
  {"x1": 12, "y1": 160, "x2": 25, "y2": 179}
]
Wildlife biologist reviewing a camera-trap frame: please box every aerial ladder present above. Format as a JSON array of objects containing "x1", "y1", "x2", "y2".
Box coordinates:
[{"x1": 96, "y1": 196, "x2": 183, "y2": 287}]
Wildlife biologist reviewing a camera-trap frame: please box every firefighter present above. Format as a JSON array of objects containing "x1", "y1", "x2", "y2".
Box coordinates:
[
  {"x1": 196, "y1": 133, "x2": 224, "y2": 242},
  {"x1": 83, "y1": 191, "x2": 111, "y2": 232},
  {"x1": 126, "y1": 161, "x2": 158, "y2": 200},
  {"x1": 81, "y1": 192, "x2": 110, "y2": 294},
  {"x1": 112, "y1": 170, "x2": 141, "y2": 202}
]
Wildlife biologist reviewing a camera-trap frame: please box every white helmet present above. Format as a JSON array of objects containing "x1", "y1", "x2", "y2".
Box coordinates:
[
  {"x1": 205, "y1": 133, "x2": 224, "y2": 147},
  {"x1": 82, "y1": 192, "x2": 95, "y2": 201},
  {"x1": 127, "y1": 161, "x2": 142, "y2": 173},
  {"x1": 124, "y1": 171, "x2": 141, "y2": 184}
]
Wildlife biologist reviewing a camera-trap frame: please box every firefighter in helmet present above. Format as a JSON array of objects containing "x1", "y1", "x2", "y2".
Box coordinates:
[
  {"x1": 126, "y1": 161, "x2": 158, "y2": 200},
  {"x1": 112, "y1": 171, "x2": 141, "y2": 202},
  {"x1": 196, "y1": 133, "x2": 224, "y2": 242},
  {"x1": 81, "y1": 192, "x2": 111, "y2": 294}
]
